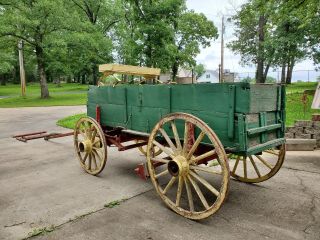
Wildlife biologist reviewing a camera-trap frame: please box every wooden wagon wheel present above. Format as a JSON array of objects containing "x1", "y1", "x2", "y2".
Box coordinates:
[
  {"x1": 146, "y1": 113, "x2": 230, "y2": 220},
  {"x1": 230, "y1": 144, "x2": 286, "y2": 183},
  {"x1": 74, "y1": 117, "x2": 107, "y2": 175},
  {"x1": 135, "y1": 140, "x2": 162, "y2": 156}
]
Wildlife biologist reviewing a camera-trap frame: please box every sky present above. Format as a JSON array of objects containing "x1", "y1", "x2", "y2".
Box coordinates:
[{"x1": 186, "y1": 0, "x2": 319, "y2": 81}]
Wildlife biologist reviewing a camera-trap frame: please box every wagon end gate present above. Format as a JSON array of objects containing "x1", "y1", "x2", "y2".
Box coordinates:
[{"x1": 240, "y1": 84, "x2": 286, "y2": 156}]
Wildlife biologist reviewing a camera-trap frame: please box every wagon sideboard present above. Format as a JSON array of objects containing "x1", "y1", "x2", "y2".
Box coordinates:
[{"x1": 87, "y1": 82, "x2": 285, "y2": 155}]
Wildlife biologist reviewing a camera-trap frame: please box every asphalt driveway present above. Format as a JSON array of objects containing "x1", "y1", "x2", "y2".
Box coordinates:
[{"x1": 0, "y1": 107, "x2": 319, "y2": 240}]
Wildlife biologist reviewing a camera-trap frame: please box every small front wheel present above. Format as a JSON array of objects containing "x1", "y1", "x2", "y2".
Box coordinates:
[
  {"x1": 74, "y1": 117, "x2": 107, "y2": 175},
  {"x1": 146, "y1": 113, "x2": 230, "y2": 220}
]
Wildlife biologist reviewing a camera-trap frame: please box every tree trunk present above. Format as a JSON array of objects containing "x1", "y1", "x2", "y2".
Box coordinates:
[
  {"x1": 35, "y1": 46, "x2": 49, "y2": 99},
  {"x1": 263, "y1": 63, "x2": 270, "y2": 80},
  {"x1": 286, "y1": 59, "x2": 295, "y2": 84},
  {"x1": 81, "y1": 74, "x2": 86, "y2": 84},
  {"x1": 171, "y1": 61, "x2": 179, "y2": 82},
  {"x1": 92, "y1": 64, "x2": 98, "y2": 85},
  {"x1": 0, "y1": 74, "x2": 6, "y2": 86},
  {"x1": 76, "y1": 74, "x2": 81, "y2": 83},
  {"x1": 281, "y1": 63, "x2": 286, "y2": 84},
  {"x1": 256, "y1": 15, "x2": 266, "y2": 83}
]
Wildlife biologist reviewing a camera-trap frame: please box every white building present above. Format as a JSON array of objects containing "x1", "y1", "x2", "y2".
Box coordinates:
[
  {"x1": 197, "y1": 70, "x2": 220, "y2": 83},
  {"x1": 198, "y1": 69, "x2": 240, "y2": 83}
]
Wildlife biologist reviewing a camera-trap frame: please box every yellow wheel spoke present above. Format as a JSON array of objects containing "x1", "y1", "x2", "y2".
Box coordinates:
[
  {"x1": 232, "y1": 155, "x2": 240, "y2": 174},
  {"x1": 176, "y1": 176, "x2": 184, "y2": 207},
  {"x1": 91, "y1": 129, "x2": 97, "y2": 142},
  {"x1": 182, "y1": 122, "x2": 189, "y2": 155},
  {"x1": 186, "y1": 131, "x2": 205, "y2": 160},
  {"x1": 190, "y1": 150, "x2": 216, "y2": 164},
  {"x1": 171, "y1": 121, "x2": 182, "y2": 151},
  {"x1": 79, "y1": 129, "x2": 86, "y2": 140},
  {"x1": 189, "y1": 171, "x2": 220, "y2": 197},
  {"x1": 243, "y1": 156, "x2": 247, "y2": 179},
  {"x1": 152, "y1": 140, "x2": 174, "y2": 158},
  {"x1": 162, "y1": 176, "x2": 176, "y2": 195},
  {"x1": 82, "y1": 152, "x2": 89, "y2": 163},
  {"x1": 249, "y1": 156, "x2": 261, "y2": 178},
  {"x1": 184, "y1": 176, "x2": 194, "y2": 211},
  {"x1": 188, "y1": 175, "x2": 209, "y2": 210},
  {"x1": 255, "y1": 155, "x2": 273, "y2": 170},
  {"x1": 150, "y1": 158, "x2": 169, "y2": 164},
  {"x1": 92, "y1": 151, "x2": 101, "y2": 168},
  {"x1": 92, "y1": 149, "x2": 102, "y2": 163},
  {"x1": 155, "y1": 169, "x2": 169, "y2": 179},
  {"x1": 87, "y1": 154, "x2": 92, "y2": 170},
  {"x1": 92, "y1": 153, "x2": 98, "y2": 170},
  {"x1": 189, "y1": 165, "x2": 222, "y2": 175},
  {"x1": 264, "y1": 149, "x2": 279, "y2": 156},
  {"x1": 159, "y1": 128, "x2": 177, "y2": 152}
]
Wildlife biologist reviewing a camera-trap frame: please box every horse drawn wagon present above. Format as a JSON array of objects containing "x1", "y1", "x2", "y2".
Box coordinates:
[
  {"x1": 15, "y1": 64, "x2": 286, "y2": 220},
  {"x1": 72, "y1": 64, "x2": 286, "y2": 219}
]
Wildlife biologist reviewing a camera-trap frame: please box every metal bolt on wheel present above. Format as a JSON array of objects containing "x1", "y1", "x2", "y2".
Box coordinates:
[
  {"x1": 74, "y1": 117, "x2": 107, "y2": 175},
  {"x1": 147, "y1": 113, "x2": 230, "y2": 220}
]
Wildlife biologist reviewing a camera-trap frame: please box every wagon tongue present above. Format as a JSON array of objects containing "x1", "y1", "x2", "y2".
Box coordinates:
[{"x1": 13, "y1": 131, "x2": 73, "y2": 142}]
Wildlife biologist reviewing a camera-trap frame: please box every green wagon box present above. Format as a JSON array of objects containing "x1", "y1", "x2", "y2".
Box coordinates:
[{"x1": 87, "y1": 82, "x2": 285, "y2": 155}]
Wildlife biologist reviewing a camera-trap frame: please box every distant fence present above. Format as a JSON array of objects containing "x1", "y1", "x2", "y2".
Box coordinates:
[{"x1": 238, "y1": 70, "x2": 320, "y2": 83}]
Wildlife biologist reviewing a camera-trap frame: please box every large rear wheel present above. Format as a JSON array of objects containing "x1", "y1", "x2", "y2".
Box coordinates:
[{"x1": 146, "y1": 113, "x2": 230, "y2": 220}]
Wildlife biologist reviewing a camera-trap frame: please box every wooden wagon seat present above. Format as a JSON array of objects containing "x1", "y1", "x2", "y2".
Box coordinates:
[{"x1": 99, "y1": 64, "x2": 161, "y2": 80}]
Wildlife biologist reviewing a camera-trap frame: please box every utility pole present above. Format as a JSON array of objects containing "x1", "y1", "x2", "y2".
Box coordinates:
[
  {"x1": 220, "y1": 16, "x2": 225, "y2": 83},
  {"x1": 18, "y1": 40, "x2": 26, "y2": 97}
]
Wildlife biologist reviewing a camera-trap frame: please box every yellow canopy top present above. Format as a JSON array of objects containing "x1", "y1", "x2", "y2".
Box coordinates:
[{"x1": 99, "y1": 64, "x2": 161, "y2": 79}]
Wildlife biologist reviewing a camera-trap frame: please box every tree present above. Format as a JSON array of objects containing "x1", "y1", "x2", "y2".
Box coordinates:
[
  {"x1": 194, "y1": 64, "x2": 206, "y2": 79},
  {"x1": 228, "y1": 0, "x2": 310, "y2": 84},
  {"x1": 272, "y1": 0, "x2": 320, "y2": 72},
  {"x1": 120, "y1": 0, "x2": 217, "y2": 80},
  {"x1": 228, "y1": 0, "x2": 273, "y2": 83},
  {"x1": 170, "y1": 11, "x2": 218, "y2": 80},
  {"x1": 0, "y1": 38, "x2": 15, "y2": 85},
  {"x1": 69, "y1": 0, "x2": 118, "y2": 85},
  {"x1": 124, "y1": 0, "x2": 184, "y2": 71},
  {"x1": 0, "y1": 0, "x2": 70, "y2": 98}
]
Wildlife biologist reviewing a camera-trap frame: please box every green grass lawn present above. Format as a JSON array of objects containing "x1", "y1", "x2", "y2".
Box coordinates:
[
  {"x1": 0, "y1": 93, "x2": 86, "y2": 108},
  {"x1": 0, "y1": 83, "x2": 88, "y2": 96},
  {"x1": 56, "y1": 113, "x2": 86, "y2": 129},
  {"x1": 0, "y1": 83, "x2": 87, "y2": 107}
]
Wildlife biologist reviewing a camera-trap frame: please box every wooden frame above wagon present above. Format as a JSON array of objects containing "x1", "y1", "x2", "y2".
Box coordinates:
[{"x1": 99, "y1": 64, "x2": 161, "y2": 80}]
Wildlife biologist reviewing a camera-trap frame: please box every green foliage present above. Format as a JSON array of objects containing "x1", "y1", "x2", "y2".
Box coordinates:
[
  {"x1": 170, "y1": 10, "x2": 218, "y2": 78},
  {"x1": 104, "y1": 200, "x2": 121, "y2": 208},
  {"x1": 241, "y1": 76, "x2": 255, "y2": 83},
  {"x1": 265, "y1": 76, "x2": 276, "y2": 83},
  {"x1": 56, "y1": 113, "x2": 86, "y2": 129},
  {"x1": 25, "y1": 226, "x2": 55, "y2": 239},
  {"x1": 228, "y1": 0, "x2": 319, "y2": 82},
  {"x1": 194, "y1": 64, "x2": 206, "y2": 79},
  {"x1": 0, "y1": 0, "x2": 218, "y2": 91},
  {"x1": 286, "y1": 92, "x2": 320, "y2": 126}
]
